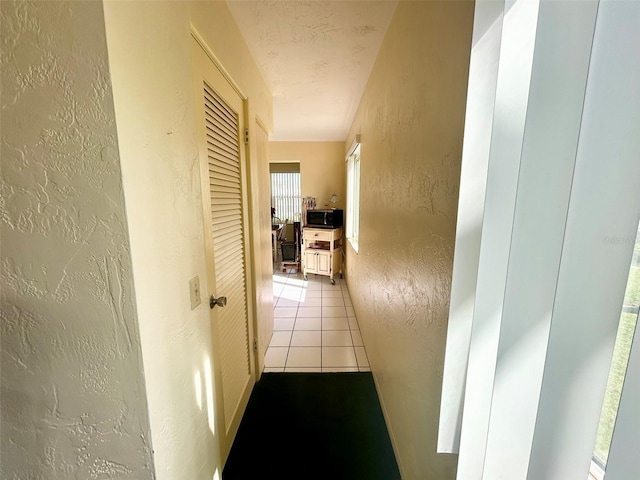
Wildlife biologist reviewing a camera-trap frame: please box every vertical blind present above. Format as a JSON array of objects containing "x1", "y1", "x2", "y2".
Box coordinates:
[
  {"x1": 438, "y1": 1, "x2": 640, "y2": 479},
  {"x1": 270, "y1": 172, "x2": 301, "y2": 222}
]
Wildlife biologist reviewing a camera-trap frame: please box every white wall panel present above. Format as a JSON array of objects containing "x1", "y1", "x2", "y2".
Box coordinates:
[
  {"x1": 457, "y1": 1, "x2": 540, "y2": 477},
  {"x1": 442, "y1": 0, "x2": 640, "y2": 478},
  {"x1": 528, "y1": 0, "x2": 640, "y2": 477},
  {"x1": 483, "y1": 2, "x2": 598, "y2": 478},
  {"x1": 439, "y1": 0, "x2": 504, "y2": 454}
]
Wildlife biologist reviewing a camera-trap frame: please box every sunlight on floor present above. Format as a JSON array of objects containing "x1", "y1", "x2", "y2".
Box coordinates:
[{"x1": 266, "y1": 270, "x2": 370, "y2": 373}]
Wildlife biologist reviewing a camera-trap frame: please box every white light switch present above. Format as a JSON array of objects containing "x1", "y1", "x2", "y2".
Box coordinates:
[{"x1": 189, "y1": 276, "x2": 201, "y2": 310}]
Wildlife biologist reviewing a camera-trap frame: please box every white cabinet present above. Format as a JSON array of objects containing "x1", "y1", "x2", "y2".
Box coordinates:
[
  {"x1": 302, "y1": 227, "x2": 343, "y2": 284},
  {"x1": 305, "y1": 249, "x2": 331, "y2": 275}
]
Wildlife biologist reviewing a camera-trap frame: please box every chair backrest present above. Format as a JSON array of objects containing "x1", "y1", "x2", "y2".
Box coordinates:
[
  {"x1": 275, "y1": 227, "x2": 284, "y2": 241},
  {"x1": 272, "y1": 217, "x2": 286, "y2": 241}
]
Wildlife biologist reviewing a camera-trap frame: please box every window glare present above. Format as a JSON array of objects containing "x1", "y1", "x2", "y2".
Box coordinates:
[
  {"x1": 592, "y1": 223, "x2": 640, "y2": 470},
  {"x1": 270, "y1": 172, "x2": 301, "y2": 222},
  {"x1": 346, "y1": 143, "x2": 360, "y2": 252}
]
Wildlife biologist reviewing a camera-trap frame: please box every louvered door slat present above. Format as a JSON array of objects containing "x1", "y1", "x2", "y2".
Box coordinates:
[
  {"x1": 211, "y1": 211, "x2": 240, "y2": 227},
  {"x1": 209, "y1": 201, "x2": 241, "y2": 211},
  {"x1": 211, "y1": 217, "x2": 241, "y2": 230},
  {"x1": 209, "y1": 169, "x2": 236, "y2": 187},
  {"x1": 209, "y1": 180, "x2": 240, "y2": 192},
  {"x1": 206, "y1": 135, "x2": 240, "y2": 161},
  {"x1": 209, "y1": 194, "x2": 241, "y2": 203},
  {"x1": 209, "y1": 161, "x2": 240, "y2": 179},
  {"x1": 218, "y1": 226, "x2": 242, "y2": 249},
  {"x1": 214, "y1": 253, "x2": 244, "y2": 273},
  {"x1": 207, "y1": 149, "x2": 241, "y2": 172},
  {"x1": 219, "y1": 309, "x2": 247, "y2": 348},
  {"x1": 203, "y1": 106, "x2": 238, "y2": 136},
  {"x1": 210, "y1": 221, "x2": 242, "y2": 237},
  {"x1": 216, "y1": 274, "x2": 244, "y2": 295},
  {"x1": 210, "y1": 186, "x2": 240, "y2": 196},
  {"x1": 203, "y1": 116, "x2": 238, "y2": 147},
  {"x1": 203, "y1": 80, "x2": 250, "y2": 432},
  {"x1": 214, "y1": 248, "x2": 245, "y2": 278},
  {"x1": 210, "y1": 195, "x2": 241, "y2": 204},
  {"x1": 204, "y1": 89, "x2": 238, "y2": 127},
  {"x1": 204, "y1": 104, "x2": 238, "y2": 142},
  {"x1": 209, "y1": 172, "x2": 240, "y2": 185},
  {"x1": 207, "y1": 144, "x2": 240, "y2": 164},
  {"x1": 206, "y1": 131, "x2": 240, "y2": 159},
  {"x1": 210, "y1": 208, "x2": 241, "y2": 220},
  {"x1": 203, "y1": 92, "x2": 238, "y2": 129},
  {"x1": 203, "y1": 87, "x2": 238, "y2": 121},
  {"x1": 210, "y1": 185, "x2": 240, "y2": 196},
  {"x1": 214, "y1": 249, "x2": 244, "y2": 274},
  {"x1": 212, "y1": 233, "x2": 243, "y2": 255}
]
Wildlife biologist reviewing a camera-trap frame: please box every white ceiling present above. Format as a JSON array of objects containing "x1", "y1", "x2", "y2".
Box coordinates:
[{"x1": 227, "y1": 0, "x2": 398, "y2": 141}]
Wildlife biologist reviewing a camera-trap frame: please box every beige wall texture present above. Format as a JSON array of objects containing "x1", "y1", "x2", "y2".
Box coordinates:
[
  {"x1": 1, "y1": 1, "x2": 153, "y2": 478},
  {"x1": 269, "y1": 141, "x2": 346, "y2": 212},
  {"x1": 103, "y1": 1, "x2": 272, "y2": 478},
  {"x1": 344, "y1": 1, "x2": 474, "y2": 479}
]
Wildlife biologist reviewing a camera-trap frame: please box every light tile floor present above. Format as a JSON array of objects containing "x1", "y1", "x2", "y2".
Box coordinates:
[{"x1": 265, "y1": 270, "x2": 370, "y2": 373}]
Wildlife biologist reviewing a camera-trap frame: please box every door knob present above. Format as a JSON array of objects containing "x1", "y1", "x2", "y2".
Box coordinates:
[{"x1": 210, "y1": 295, "x2": 227, "y2": 309}]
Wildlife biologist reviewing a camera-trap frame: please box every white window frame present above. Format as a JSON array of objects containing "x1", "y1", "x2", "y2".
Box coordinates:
[{"x1": 346, "y1": 136, "x2": 361, "y2": 252}]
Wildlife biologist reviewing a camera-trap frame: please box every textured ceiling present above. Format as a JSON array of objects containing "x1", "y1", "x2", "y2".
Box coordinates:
[{"x1": 227, "y1": 0, "x2": 398, "y2": 141}]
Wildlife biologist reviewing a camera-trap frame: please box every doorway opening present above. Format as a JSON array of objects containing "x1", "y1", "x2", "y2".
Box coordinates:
[{"x1": 270, "y1": 162, "x2": 301, "y2": 265}]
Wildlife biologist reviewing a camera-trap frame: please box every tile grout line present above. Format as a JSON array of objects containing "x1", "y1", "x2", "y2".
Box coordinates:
[
  {"x1": 271, "y1": 273, "x2": 368, "y2": 373},
  {"x1": 280, "y1": 272, "x2": 292, "y2": 370},
  {"x1": 343, "y1": 286, "x2": 360, "y2": 372},
  {"x1": 286, "y1": 271, "x2": 301, "y2": 370}
]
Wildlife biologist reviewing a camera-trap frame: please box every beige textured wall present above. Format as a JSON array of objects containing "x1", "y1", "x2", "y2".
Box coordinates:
[
  {"x1": 344, "y1": 1, "x2": 474, "y2": 478},
  {"x1": 103, "y1": 1, "x2": 272, "y2": 478},
  {"x1": 0, "y1": 1, "x2": 153, "y2": 478},
  {"x1": 269, "y1": 141, "x2": 346, "y2": 211}
]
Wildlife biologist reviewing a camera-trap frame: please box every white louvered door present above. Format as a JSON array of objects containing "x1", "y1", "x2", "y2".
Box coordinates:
[
  {"x1": 192, "y1": 36, "x2": 255, "y2": 467},
  {"x1": 204, "y1": 80, "x2": 251, "y2": 425}
]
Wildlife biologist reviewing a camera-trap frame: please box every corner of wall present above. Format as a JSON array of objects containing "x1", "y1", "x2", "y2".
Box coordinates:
[{"x1": 1, "y1": 1, "x2": 153, "y2": 477}]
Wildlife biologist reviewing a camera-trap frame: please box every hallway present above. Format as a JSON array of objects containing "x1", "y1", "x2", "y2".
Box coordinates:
[
  {"x1": 265, "y1": 270, "x2": 370, "y2": 373},
  {"x1": 0, "y1": 1, "x2": 474, "y2": 478}
]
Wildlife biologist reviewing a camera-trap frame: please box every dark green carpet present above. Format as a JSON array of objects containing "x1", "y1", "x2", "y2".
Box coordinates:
[{"x1": 223, "y1": 372, "x2": 400, "y2": 480}]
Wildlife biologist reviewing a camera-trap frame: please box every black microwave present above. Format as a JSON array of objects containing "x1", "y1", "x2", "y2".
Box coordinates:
[{"x1": 306, "y1": 209, "x2": 343, "y2": 229}]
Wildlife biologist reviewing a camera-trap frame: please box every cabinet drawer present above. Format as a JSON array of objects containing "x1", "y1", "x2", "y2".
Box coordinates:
[{"x1": 303, "y1": 230, "x2": 333, "y2": 242}]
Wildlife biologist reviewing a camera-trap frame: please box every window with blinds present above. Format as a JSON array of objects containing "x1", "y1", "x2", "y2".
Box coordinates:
[
  {"x1": 346, "y1": 140, "x2": 360, "y2": 252},
  {"x1": 270, "y1": 172, "x2": 301, "y2": 223}
]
